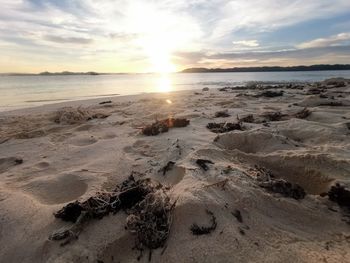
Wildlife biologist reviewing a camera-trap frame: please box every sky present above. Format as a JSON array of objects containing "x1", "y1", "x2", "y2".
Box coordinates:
[{"x1": 1, "y1": 0, "x2": 350, "y2": 73}]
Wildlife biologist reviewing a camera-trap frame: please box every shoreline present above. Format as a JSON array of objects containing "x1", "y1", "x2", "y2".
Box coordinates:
[
  {"x1": 1, "y1": 71, "x2": 350, "y2": 114},
  {"x1": 0, "y1": 89, "x2": 197, "y2": 116}
]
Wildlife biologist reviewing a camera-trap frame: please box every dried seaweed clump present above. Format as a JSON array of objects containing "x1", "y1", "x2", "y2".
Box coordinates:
[
  {"x1": 319, "y1": 101, "x2": 344, "y2": 107},
  {"x1": 256, "y1": 90, "x2": 284, "y2": 98},
  {"x1": 214, "y1": 110, "x2": 230, "y2": 118},
  {"x1": 196, "y1": 159, "x2": 214, "y2": 171},
  {"x1": 207, "y1": 122, "x2": 243, "y2": 133},
  {"x1": 295, "y1": 108, "x2": 311, "y2": 119},
  {"x1": 190, "y1": 210, "x2": 217, "y2": 235},
  {"x1": 51, "y1": 176, "x2": 175, "y2": 251},
  {"x1": 237, "y1": 114, "x2": 255, "y2": 123},
  {"x1": 142, "y1": 118, "x2": 190, "y2": 136},
  {"x1": 52, "y1": 107, "x2": 109, "y2": 124},
  {"x1": 260, "y1": 179, "x2": 306, "y2": 200},
  {"x1": 328, "y1": 183, "x2": 350, "y2": 209},
  {"x1": 262, "y1": 111, "x2": 285, "y2": 122},
  {"x1": 126, "y1": 187, "x2": 175, "y2": 249}
]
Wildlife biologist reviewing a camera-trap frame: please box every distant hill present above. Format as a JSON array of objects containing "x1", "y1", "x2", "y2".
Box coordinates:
[
  {"x1": 39, "y1": 71, "x2": 99, "y2": 76},
  {"x1": 181, "y1": 64, "x2": 350, "y2": 73}
]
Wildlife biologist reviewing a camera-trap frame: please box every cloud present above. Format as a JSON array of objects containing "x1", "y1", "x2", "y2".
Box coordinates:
[
  {"x1": 297, "y1": 33, "x2": 350, "y2": 48},
  {"x1": 1, "y1": 0, "x2": 350, "y2": 72},
  {"x1": 174, "y1": 45, "x2": 350, "y2": 68},
  {"x1": 44, "y1": 35, "x2": 93, "y2": 44},
  {"x1": 232, "y1": 40, "x2": 259, "y2": 48}
]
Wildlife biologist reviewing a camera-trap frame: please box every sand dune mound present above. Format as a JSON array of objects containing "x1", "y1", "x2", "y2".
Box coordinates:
[
  {"x1": 51, "y1": 107, "x2": 110, "y2": 125},
  {"x1": 214, "y1": 130, "x2": 298, "y2": 154},
  {"x1": 250, "y1": 152, "x2": 349, "y2": 194},
  {"x1": 275, "y1": 118, "x2": 349, "y2": 145}
]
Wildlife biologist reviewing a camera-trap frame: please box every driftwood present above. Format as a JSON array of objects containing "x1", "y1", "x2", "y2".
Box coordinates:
[{"x1": 99, "y1": 100, "x2": 112, "y2": 105}]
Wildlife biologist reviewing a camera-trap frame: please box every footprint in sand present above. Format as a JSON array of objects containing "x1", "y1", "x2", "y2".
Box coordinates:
[
  {"x1": 213, "y1": 129, "x2": 349, "y2": 194},
  {"x1": 74, "y1": 124, "x2": 94, "y2": 132},
  {"x1": 22, "y1": 173, "x2": 88, "y2": 205},
  {"x1": 99, "y1": 132, "x2": 117, "y2": 140},
  {"x1": 34, "y1": 161, "x2": 50, "y2": 169},
  {"x1": 67, "y1": 135, "x2": 98, "y2": 146},
  {"x1": 0, "y1": 157, "x2": 23, "y2": 173},
  {"x1": 124, "y1": 139, "x2": 155, "y2": 157},
  {"x1": 214, "y1": 130, "x2": 298, "y2": 154}
]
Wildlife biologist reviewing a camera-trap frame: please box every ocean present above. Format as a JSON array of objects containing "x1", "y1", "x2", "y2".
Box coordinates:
[{"x1": 1, "y1": 70, "x2": 350, "y2": 111}]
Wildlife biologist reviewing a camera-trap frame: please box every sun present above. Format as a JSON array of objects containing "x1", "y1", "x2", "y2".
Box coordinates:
[
  {"x1": 148, "y1": 49, "x2": 176, "y2": 73},
  {"x1": 126, "y1": 2, "x2": 188, "y2": 73}
]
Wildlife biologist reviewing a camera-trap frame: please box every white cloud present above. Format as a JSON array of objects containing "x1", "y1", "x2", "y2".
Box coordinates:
[
  {"x1": 232, "y1": 40, "x2": 259, "y2": 48},
  {"x1": 1, "y1": 0, "x2": 350, "y2": 72},
  {"x1": 297, "y1": 33, "x2": 350, "y2": 49}
]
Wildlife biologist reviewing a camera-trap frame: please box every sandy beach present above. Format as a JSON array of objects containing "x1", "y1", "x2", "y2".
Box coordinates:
[{"x1": 0, "y1": 78, "x2": 350, "y2": 262}]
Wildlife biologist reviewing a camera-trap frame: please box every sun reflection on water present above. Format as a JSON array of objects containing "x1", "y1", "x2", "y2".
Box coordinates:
[{"x1": 156, "y1": 74, "x2": 172, "y2": 93}]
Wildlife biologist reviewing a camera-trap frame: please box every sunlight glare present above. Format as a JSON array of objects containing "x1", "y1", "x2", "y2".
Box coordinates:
[
  {"x1": 156, "y1": 74, "x2": 172, "y2": 93},
  {"x1": 127, "y1": 2, "x2": 196, "y2": 73}
]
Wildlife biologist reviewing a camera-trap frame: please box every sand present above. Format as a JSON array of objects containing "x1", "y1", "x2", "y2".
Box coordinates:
[{"x1": 0, "y1": 79, "x2": 350, "y2": 262}]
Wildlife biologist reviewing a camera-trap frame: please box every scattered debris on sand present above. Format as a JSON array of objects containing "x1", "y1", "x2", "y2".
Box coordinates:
[
  {"x1": 99, "y1": 100, "x2": 112, "y2": 105},
  {"x1": 196, "y1": 159, "x2": 214, "y2": 171},
  {"x1": 307, "y1": 87, "x2": 325, "y2": 95},
  {"x1": 215, "y1": 110, "x2": 230, "y2": 118},
  {"x1": 324, "y1": 78, "x2": 347, "y2": 88},
  {"x1": 142, "y1": 121, "x2": 169, "y2": 136},
  {"x1": 54, "y1": 201, "x2": 84, "y2": 223},
  {"x1": 51, "y1": 176, "x2": 175, "y2": 251},
  {"x1": 142, "y1": 118, "x2": 190, "y2": 136},
  {"x1": 207, "y1": 122, "x2": 243, "y2": 133},
  {"x1": 52, "y1": 107, "x2": 110, "y2": 124},
  {"x1": 202, "y1": 87, "x2": 209, "y2": 91},
  {"x1": 259, "y1": 178, "x2": 306, "y2": 200},
  {"x1": 262, "y1": 111, "x2": 286, "y2": 122},
  {"x1": 327, "y1": 183, "x2": 350, "y2": 209},
  {"x1": 254, "y1": 165, "x2": 275, "y2": 181},
  {"x1": 204, "y1": 179, "x2": 229, "y2": 190},
  {"x1": 294, "y1": 107, "x2": 311, "y2": 119},
  {"x1": 319, "y1": 101, "x2": 344, "y2": 107},
  {"x1": 14, "y1": 158, "x2": 23, "y2": 165},
  {"x1": 237, "y1": 114, "x2": 254, "y2": 123},
  {"x1": 232, "y1": 209, "x2": 243, "y2": 223},
  {"x1": 160, "y1": 161, "x2": 176, "y2": 176},
  {"x1": 190, "y1": 210, "x2": 217, "y2": 235},
  {"x1": 255, "y1": 90, "x2": 284, "y2": 98}
]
